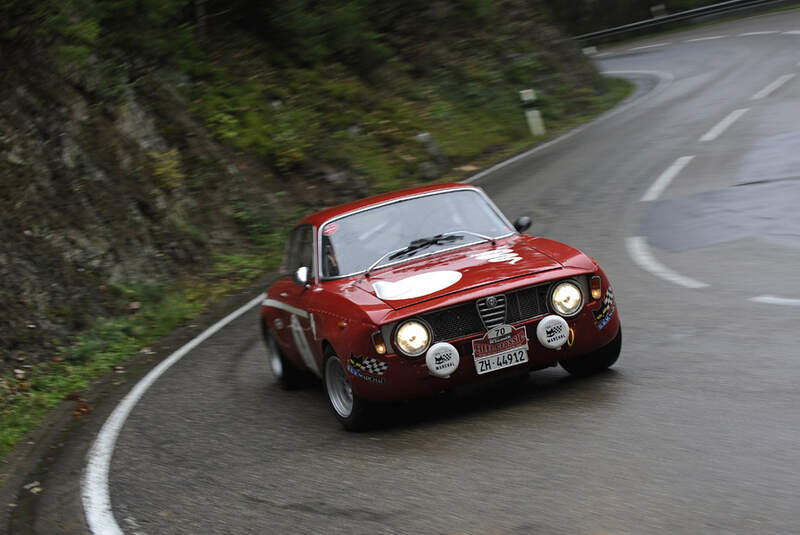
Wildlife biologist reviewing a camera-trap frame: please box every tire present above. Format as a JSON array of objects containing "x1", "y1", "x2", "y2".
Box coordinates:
[
  {"x1": 560, "y1": 328, "x2": 622, "y2": 377},
  {"x1": 263, "y1": 325, "x2": 304, "y2": 390},
  {"x1": 323, "y1": 348, "x2": 371, "y2": 431}
]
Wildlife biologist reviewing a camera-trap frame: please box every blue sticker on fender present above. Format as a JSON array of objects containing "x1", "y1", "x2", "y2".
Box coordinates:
[
  {"x1": 347, "y1": 354, "x2": 387, "y2": 384},
  {"x1": 594, "y1": 289, "x2": 615, "y2": 330}
]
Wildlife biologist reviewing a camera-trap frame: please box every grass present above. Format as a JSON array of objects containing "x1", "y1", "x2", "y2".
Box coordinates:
[{"x1": 0, "y1": 264, "x2": 263, "y2": 470}]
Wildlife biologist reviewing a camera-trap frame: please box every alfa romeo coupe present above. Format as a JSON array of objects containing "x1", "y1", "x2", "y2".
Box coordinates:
[{"x1": 261, "y1": 183, "x2": 621, "y2": 429}]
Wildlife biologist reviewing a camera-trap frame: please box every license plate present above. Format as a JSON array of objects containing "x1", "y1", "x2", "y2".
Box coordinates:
[
  {"x1": 472, "y1": 324, "x2": 529, "y2": 375},
  {"x1": 474, "y1": 348, "x2": 528, "y2": 375}
]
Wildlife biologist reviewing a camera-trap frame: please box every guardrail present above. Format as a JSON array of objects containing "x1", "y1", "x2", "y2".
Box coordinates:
[{"x1": 574, "y1": 0, "x2": 796, "y2": 42}]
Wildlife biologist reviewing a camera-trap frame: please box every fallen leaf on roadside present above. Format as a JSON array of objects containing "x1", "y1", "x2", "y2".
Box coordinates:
[
  {"x1": 66, "y1": 391, "x2": 81, "y2": 400},
  {"x1": 23, "y1": 481, "x2": 39, "y2": 490},
  {"x1": 73, "y1": 403, "x2": 92, "y2": 418}
]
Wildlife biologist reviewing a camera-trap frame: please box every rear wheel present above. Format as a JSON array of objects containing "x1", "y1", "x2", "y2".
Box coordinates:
[
  {"x1": 323, "y1": 349, "x2": 371, "y2": 431},
  {"x1": 264, "y1": 327, "x2": 304, "y2": 389},
  {"x1": 560, "y1": 328, "x2": 622, "y2": 377}
]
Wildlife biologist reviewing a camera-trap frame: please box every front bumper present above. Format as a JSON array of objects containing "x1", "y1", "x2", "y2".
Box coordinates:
[{"x1": 350, "y1": 298, "x2": 620, "y2": 402}]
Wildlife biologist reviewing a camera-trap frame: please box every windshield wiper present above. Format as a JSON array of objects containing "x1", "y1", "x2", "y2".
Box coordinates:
[
  {"x1": 365, "y1": 234, "x2": 462, "y2": 278},
  {"x1": 389, "y1": 234, "x2": 462, "y2": 261},
  {"x1": 363, "y1": 230, "x2": 497, "y2": 278}
]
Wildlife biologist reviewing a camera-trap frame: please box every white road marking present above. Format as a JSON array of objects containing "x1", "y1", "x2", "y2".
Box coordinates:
[
  {"x1": 628, "y1": 42, "x2": 670, "y2": 51},
  {"x1": 782, "y1": 30, "x2": 800, "y2": 35},
  {"x1": 738, "y1": 31, "x2": 778, "y2": 36},
  {"x1": 627, "y1": 237, "x2": 709, "y2": 289},
  {"x1": 465, "y1": 70, "x2": 675, "y2": 184},
  {"x1": 686, "y1": 35, "x2": 728, "y2": 42},
  {"x1": 749, "y1": 295, "x2": 800, "y2": 306},
  {"x1": 82, "y1": 292, "x2": 266, "y2": 535},
  {"x1": 699, "y1": 108, "x2": 749, "y2": 142},
  {"x1": 751, "y1": 73, "x2": 796, "y2": 100},
  {"x1": 640, "y1": 156, "x2": 695, "y2": 202}
]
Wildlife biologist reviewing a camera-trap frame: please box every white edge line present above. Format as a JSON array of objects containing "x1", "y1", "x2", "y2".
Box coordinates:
[
  {"x1": 686, "y1": 35, "x2": 728, "y2": 42},
  {"x1": 782, "y1": 30, "x2": 800, "y2": 35},
  {"x1": 738, "y1": 31, "x2": 778, "y2": 36},
  {"x1": 751, "y1": 73, "x2": 796, "y2": 100},
  {"x1": 640, "y1": 155, "x2": 695, "y2": 202},
  {"x1": 699, "y1": 108, "x2": 749, "y2": 142},
  {"x1": 749, "y1": 295, "x2": 800, "y2": 306},
  {"x1": 464, "y1": 70, "x2": 675, "y2": 184},
  {"x1": 628, "y1": 42, "x2": 671, "y2": 51},
  {"x1": 626, "y1": 237, "x2": 709, "y2": 289},
  {"x1": 82, "y1": 292, "x2": 266, "y2": 535}
]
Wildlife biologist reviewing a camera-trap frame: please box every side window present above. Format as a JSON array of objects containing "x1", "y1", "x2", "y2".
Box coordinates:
[{"x1": 286, "y1": 225, "x2": 315, "y2": 277}]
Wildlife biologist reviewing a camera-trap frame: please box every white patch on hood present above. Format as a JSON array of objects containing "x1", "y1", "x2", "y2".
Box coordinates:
[
  {"x1": 372, "y1": 270, "x2": 462, "y2": 301},
  {"x1": 470, "y1": 246, "x2": 521, "y2": 264}
]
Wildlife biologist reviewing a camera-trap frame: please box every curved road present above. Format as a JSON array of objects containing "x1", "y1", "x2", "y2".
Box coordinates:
[{"x1": 26, "y1": 9, "x2": 800, "y2": 535}]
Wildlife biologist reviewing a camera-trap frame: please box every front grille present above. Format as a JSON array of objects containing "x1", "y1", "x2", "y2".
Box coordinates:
[
  {"x1": 421, "y1": 302, "x2": 484, "y2": 342},
  {"x1": 476, "y1": 294, "x2": 506, "y2": 329},
  {"x1": 419, "y1": 283, "x2": 551, "y2": 343},
  {"x1": 506, "y1": 285, "x2": 550, "y2": 323}
]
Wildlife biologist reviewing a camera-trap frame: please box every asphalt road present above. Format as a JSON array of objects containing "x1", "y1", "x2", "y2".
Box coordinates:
[{"x1": 21, "y1": 9, "x2": 800, "y2": 535}]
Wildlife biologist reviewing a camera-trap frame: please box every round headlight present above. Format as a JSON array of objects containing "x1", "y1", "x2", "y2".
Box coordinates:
[
  {"x1": 395, "y1": 320, "x2": 431, "y2": 357},
  {"x1": 551, "y1": 281, "x2": 583, "y2": 317}
]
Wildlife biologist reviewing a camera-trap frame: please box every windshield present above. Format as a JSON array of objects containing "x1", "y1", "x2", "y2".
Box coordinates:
[{"x1": 319, "y1": 189, "x2": 513, "y2": 278}]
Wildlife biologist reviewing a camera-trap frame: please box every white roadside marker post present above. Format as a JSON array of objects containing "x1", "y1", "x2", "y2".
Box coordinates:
[{"x1": 520, "y1": 89, "x2": 545, "y2": 136}]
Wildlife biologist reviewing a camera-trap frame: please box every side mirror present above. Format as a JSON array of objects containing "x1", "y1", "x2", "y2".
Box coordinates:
[
  {"x1": 293, "y1": 266, "x2": 310, "y2": 286},
  {"x1": 514, "y1": 216, "x2": 532, "y2": 233}
]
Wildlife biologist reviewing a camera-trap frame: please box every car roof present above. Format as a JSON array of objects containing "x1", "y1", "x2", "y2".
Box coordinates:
[{"x1": 297, "y1": 183, "x2": 483, "y2": 228}]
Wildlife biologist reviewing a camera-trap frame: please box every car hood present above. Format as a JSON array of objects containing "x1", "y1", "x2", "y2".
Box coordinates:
[{"x1": 353, "y1": 236, "x2": 566, "y2": 310}]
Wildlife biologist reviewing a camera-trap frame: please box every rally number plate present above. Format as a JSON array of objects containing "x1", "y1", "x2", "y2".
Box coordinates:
[
  {"x1": 474, "y1": 348, "x2": 528, "y2": 375},
  {"x1": 472, "y1": 324, "x2": 530, "y2": 376}
]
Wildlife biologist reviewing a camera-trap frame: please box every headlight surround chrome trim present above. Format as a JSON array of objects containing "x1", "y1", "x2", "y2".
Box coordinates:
[
  {"x1": 393, "y1": 318, "x2": 433, "y2": 357},
  {"x1": 549, "y1": 280, "x2": 584, "y2": 318}
]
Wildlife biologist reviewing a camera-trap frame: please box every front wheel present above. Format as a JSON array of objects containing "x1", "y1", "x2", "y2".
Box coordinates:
[
  {"x1": 323, "y1": 349, "x2": 371, "y2": 431},
  {"x1": 560, "y1": 328, "x2": 621, "y2": 377}
]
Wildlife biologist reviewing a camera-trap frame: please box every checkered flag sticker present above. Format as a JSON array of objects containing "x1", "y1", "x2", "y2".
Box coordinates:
[
  {"x1": 360, "y1": 357, "x2": 389, "y2": 376},
  {"x1": 604, "y1": 288, "x2": 614, "y2": 307}
]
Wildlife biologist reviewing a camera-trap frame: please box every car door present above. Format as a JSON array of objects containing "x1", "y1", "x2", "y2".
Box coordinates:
[{"x1": 275, "y1": 224, "x2": 321, "y2": 375}]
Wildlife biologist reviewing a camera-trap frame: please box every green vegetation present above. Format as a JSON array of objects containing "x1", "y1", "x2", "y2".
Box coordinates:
[
  {"x1": 0, "y1": 270, "x2": 254, "y2": 463},
  {"x1": 0, "y1": 0, "x2": 634, "y2": 467}
]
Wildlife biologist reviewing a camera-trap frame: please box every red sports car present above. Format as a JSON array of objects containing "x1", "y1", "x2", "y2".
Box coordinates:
[{"x1": 261, "y1": 183, "x2": 621, "y2": 429}]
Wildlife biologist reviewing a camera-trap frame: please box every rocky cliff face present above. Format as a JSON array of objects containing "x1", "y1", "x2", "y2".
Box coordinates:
[{"x1": 0, "y1": 54, "x2": 364, "y2": 369}]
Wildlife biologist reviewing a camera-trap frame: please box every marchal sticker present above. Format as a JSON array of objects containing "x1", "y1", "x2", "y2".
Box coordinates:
[
  {"x1": 426, "y1": 342, "x2": 460, "y2": 378},
  {"x1": 536, "y1": 315, "x2": 570, "y2": 349},
  {"x1": 322, "y1": 223, "x2": 339, "y2": 236}
]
